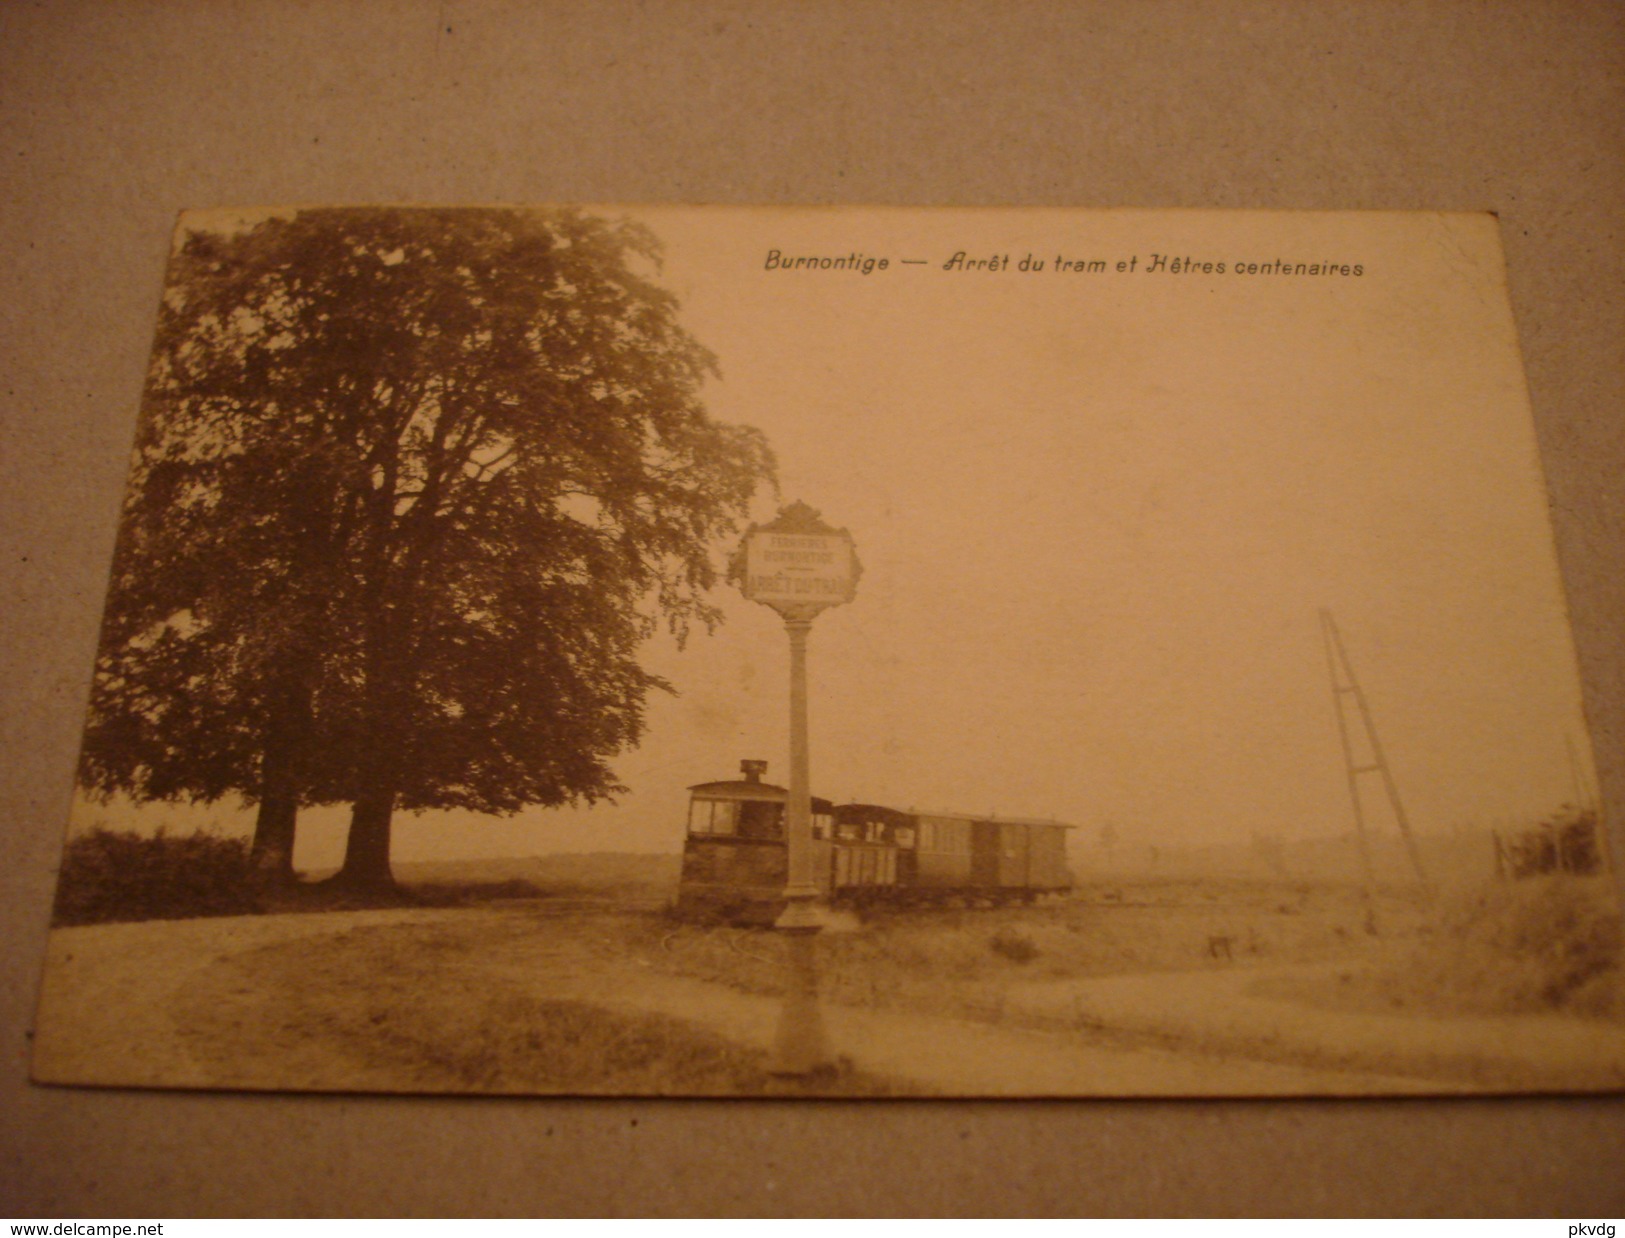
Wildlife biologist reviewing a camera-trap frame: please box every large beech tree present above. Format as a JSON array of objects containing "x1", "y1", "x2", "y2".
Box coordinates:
[{"x1": 79, "y1": 207, "x2": 774, "y2": 887}]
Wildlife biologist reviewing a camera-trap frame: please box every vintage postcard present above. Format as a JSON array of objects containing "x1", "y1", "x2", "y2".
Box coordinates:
[{"x1": 31, "y1": 206, "x2": 1623, "y2": 1097}]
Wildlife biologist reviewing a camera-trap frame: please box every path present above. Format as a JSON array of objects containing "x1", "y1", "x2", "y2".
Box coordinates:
[
  {"x1": 31, "y1": 907, "x2": 464, "y2": 1089},
  {"x1": 34, "y1": 907, "x2": 1444, "y2": 1096},
  {"x1": 1009, "y1": 964, "x2": 1625, "y2": 1091},
  {"x1": 554, "y1": 966, "x2": 1443, "y2": 1096}
]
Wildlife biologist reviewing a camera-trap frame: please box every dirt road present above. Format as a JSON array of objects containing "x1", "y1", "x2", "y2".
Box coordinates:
[
  {"x1": 30, "y1": 904, "x2": 1618, "y2": 1096},
  {"x1": 32, "y1": 906, "x2": 449, "y2": 1090},
  {"x1": 1011, "y1": 966, "x2": 1625, "y2": 1092},
  {"x1": 473, "y1": 933, "x2": 1439, "y2": 1096}
]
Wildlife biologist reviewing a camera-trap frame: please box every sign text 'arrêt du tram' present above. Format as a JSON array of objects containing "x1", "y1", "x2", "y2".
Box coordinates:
[{"x1": 744, "y1": 531, "x2": 857, "y2": 607}]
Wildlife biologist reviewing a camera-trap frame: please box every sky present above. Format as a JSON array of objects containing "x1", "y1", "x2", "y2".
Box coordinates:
[{"x1": 70, "y1": 208, "x2": 1598, "y2": 867}]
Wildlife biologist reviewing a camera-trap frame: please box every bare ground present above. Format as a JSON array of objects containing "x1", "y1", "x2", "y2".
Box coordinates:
[
  {"x1": 1010, "y1": 966, "x2": 1625, "y2": 1092},
  {"x1": 30, "y1": 900, "x2": 1623, "y2": 1097}
]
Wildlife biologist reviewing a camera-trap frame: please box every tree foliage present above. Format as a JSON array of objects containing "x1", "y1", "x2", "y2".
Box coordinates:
[{"x1": 80, "y1": 207, "x2": 775, "y2": 884}]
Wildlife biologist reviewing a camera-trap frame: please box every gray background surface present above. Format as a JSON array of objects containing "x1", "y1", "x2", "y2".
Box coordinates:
[{"x1": 3, "y1": 0, "x2": 1622, "y2": 1217}]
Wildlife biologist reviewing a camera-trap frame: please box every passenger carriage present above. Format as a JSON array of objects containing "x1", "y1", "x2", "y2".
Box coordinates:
[{"x1": 897, "y1": 810, "x2": 1073, "y2": 906}]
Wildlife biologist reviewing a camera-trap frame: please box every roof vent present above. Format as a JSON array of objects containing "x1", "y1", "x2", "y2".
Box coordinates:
[{"x1": 740, "y1": 759, "x2": 768, "y2": 783}]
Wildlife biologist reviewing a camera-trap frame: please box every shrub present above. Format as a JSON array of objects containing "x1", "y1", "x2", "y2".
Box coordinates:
[
  {"x1": 989, "y1": 928, "x2": 1040, "y2": 964},
  {"x1": 1401, "y1": 875, "x2": 1622, "y2": 1020},
  {"x1": 1503, "y1": 806, "x2": 1607, "y2": 878},
  {"x1": 52, "y1": 827, "x2": 264, "y2": 926}
]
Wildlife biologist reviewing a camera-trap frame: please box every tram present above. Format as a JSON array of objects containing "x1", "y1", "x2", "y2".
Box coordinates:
[{"x1": 674, "y1": 759, "x2": 1074, "y2": 923}]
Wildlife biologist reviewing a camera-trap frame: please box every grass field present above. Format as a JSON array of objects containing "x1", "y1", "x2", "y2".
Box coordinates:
[
  {"x1": 635, "y1": 876, "x2": 1431, "y2": 1024},
  {"x1": 1258, "y1": 873, "x2": 1624, "y2": 1023},
  {"x1": 168, "y1": 914, "x2": 915, "y2": 1096},
  {"x1": 37, "y1": 833, "x2": 1624, "y2": 1094}
]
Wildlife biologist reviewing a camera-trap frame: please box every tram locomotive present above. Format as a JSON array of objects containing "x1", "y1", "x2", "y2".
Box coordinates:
[{"x1": 675, "y1": 760, "x2": 1074, "y2": 923}]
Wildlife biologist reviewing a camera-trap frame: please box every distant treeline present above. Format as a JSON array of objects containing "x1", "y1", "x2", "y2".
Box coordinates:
[{"x1": 52, "y1": 828, "x2": 683, "y2": 927}]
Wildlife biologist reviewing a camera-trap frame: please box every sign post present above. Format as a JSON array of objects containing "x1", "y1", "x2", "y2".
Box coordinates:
[{"x1": 736, "y1": 500, "x2": 859, "y2": 1075}]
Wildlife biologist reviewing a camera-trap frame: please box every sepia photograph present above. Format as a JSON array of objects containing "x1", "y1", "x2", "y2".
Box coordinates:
[{"x1": 29, "y1": 204, "x2": 1624, "y2": 1098}]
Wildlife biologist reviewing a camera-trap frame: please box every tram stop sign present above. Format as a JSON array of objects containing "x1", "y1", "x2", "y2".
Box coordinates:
[{"x1": 736, "y1": 500, "x2": 860, "y2": 619}]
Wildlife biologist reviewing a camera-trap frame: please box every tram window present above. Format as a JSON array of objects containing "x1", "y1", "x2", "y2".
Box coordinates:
[
  {"x1": 737, "y1": 799, "x2": 782, "y2": 838},
  {"x1": 688, "y1": 799, "x2": 739, "y2": 835}
]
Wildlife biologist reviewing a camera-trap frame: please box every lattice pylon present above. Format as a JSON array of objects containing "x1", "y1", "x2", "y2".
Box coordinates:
[{"x1": 1319, "y1": 609, "x2": 1434, "y2": 917}]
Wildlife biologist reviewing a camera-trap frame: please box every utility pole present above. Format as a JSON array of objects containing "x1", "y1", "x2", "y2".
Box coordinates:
[{"x1": 1319, "y1": 609, "x2": 1434, "y2": 926}]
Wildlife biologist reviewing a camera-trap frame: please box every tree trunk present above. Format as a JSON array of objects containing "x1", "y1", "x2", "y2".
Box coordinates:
[
  {"x1": 334, "y1": 436, "x2": 417, "y2": 895},
  {"x1": 249, "y1": 682, "x2": 312, "y2": 882},
  {"x1": 250, "y1": 793, "x2": 298, "y2": 880},
  {"x1": 336, "y1": 786, "x2": 397, "y2": 889}
]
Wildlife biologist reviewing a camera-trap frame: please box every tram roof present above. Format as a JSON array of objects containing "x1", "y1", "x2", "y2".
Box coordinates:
[
  {"x1": 686, "y1": 779, "x2": 833, "y2": 811},
  {"x1": 905, "y1": 809, "x2": 1077, "y2": 829},
  {"x1": 687, "y1": 778, "x2": 789, "y2": 796},
  {"x1": 684, "y1": 783, "x2": 1063, "y2": 825},
  {"x1": 834, "y1": 802, "x2": 918, "y2": 819}
]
